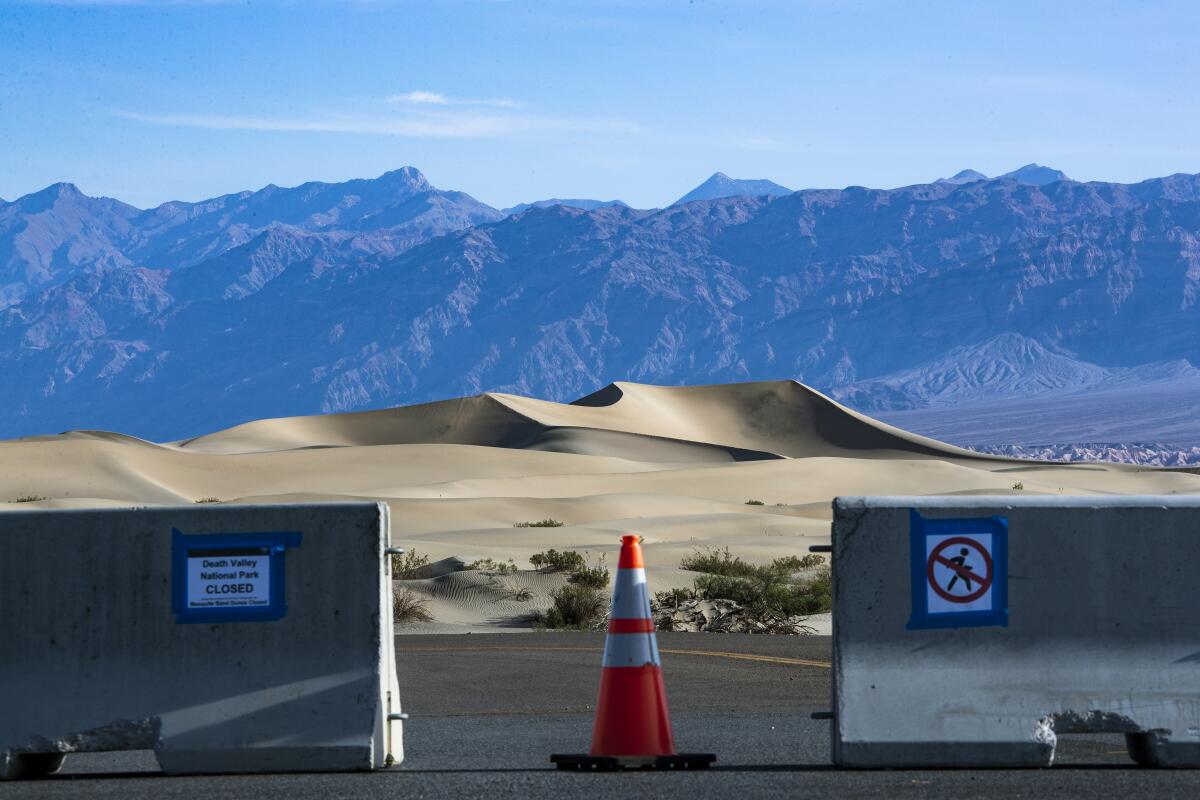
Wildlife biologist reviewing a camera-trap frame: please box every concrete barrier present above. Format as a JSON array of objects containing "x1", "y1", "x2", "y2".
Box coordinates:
[
  {"x1": 0, "y1": 503, "x2": 402, "y2": 779},
  {"x1": 831, "y1": 495, "x2": 1200, "y2": 768}
]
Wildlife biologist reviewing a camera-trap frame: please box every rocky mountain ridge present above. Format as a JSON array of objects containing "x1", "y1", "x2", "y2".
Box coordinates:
[
  {"x1": 0, "y1": 167, "x2": 501, "y2": 309},
  {"x1": 1, "y1": 167, "x2": 1199, "y2": 443}
]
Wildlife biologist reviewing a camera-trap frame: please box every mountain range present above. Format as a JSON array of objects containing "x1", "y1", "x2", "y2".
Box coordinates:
[
  {"x1": 0, "y1": 167, "x2": 502, "y2": 308},
  {"x1": 502, "y1": 198, "x2": 629, "y2": 216},
  {"x1": 1, "y1": 164, "x2": 1198, "y2": 444},
  {"x1": 938, "y1": 164, "x2": 1070, "y2": 187}
]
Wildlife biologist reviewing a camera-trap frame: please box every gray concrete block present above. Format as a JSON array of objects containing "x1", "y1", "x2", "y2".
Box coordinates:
[
  {"x1": 0, "y1": 503, "x2": 402, "y2": 778},
  {"x1": 831, "y1": 496, "x2": 1200, "y2": 768}
]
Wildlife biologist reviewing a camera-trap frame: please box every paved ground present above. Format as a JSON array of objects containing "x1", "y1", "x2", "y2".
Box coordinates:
[{"x1": 5, "y1": 633, "x2": 1200, "y2": 798}]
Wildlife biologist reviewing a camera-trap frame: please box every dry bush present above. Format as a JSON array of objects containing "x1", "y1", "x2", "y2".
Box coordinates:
[
  {"x1": 568, "y1": 554, "x2": 610, "y2": 589},
  {"x1": 392, "y1": 587, "x2": 433, "y2": 625},
  {"x1": 681, "y1": 547, "x2": 757, "y2": 577},
  {"x1": 391, "y1": 549, "x2": 430, "y2": 579},
  {"x1": 681, "y1": 547, "x2": 833, "y2": 617},
  {"x1": 529, "y1": 549, "x2": 586, "y2": 572},
  {"x1": 536, "y1": 584, "x2": 608, "y2": 630},
  {"x1": 466, "y1": 558, "x2": 518, "y2": 574}
]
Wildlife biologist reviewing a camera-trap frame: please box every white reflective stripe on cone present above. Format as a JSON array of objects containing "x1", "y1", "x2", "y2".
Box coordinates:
[
  {"x1": 609, "y1": 567, "x2": 651, "y2": 620},
  {"x1": 602, "y1": 632, "x2": 662, "y2": 668}
]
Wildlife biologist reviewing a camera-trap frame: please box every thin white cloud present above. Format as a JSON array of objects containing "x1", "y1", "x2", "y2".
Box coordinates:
[
  {"x1": 731, "y1": 135, "x2": 797, "y2": 153},
  {"x1": 385, "y1": 90, "x2": 520, "y2": 109},
  {"x1": 391, "y1": 90, "x2": 450, "y2": 105},
  {"x1": 117, "y1": 109, "x2": 640, "y2": 138}
]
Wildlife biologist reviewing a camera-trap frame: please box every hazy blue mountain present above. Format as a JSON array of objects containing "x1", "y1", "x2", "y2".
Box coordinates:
[
  {"x1": 128, "y1": 166, "x2": 501, "y2": 271},
  {"x1": 502, "y1": 198, "x2": 630, "y2": 216},
  {"x1": 672, "y1": 172, "x2": 793, "y2": 205},
  {"x1": 998, "y1": 163, "x2": 1069, "y2": 185},
  {"x1": 939, "y1": 169, "x2": 989, "y2": 184},
  {"x1": 3, "y1": 170, "x2": 1200, "y2": 441},
  {"x1": 0, "y1": 183, "x2": 142, "y2": 307},
  {"x1": 937, "y1": 166, "x2": 1068, "y2": 187},
  {"x1": 830, "y1": 334, "x2": 1110, "y2": 410},
  {"x1": 0, "y1": 168, "x2": 501, "y2": 309}
]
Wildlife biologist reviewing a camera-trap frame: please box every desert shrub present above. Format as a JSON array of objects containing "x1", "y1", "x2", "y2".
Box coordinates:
[
  {"x1": 195, "y1": 497, "x2": 220, "y2": 504},
  {"x1": 1012, "y1": 481, "x2": 1025, "y2": 491},
  {"x1": 680, "y1": 546, "x2": 758, "y2": 578},
  {"x1": 797, "y1": 567, "x2": 833, "y2": 614},
  {"x1": 745, "y1": 499, "x2": 765, "y2": 505},
  {"x1": 467, "y1": 558, "x2": 518, "y2": 575},
  {"x1": 772, "y1": 554, "x2": 826, "y2": 571},
  {"x1": 569, "y1": 555, "x2": 610, "y2": 589},
  {"x1": 391, "y1": 548, "x2": 431, "y2": 579},
  {"x1": 681, "y1": 547, "x2": 832, "y2": 617},
  {"x1": 10, "y1": 495, "x2": 46, "y2": 503},
  {"x1": 514, "y1": 519, "x2": 565, "y2": 528},
  {"x1": 529, "y1": 548, "x2": 586, "y2": 572},
  {"x1": 536, "y1": 584, "x2": 608, "y2": 630},
  {"x1": 692, "y1": 567, "x2": 831, "y2": 616},
  {"x1": 503, "y1": 587, "x2": 535, "y2": 602},
  {"x1": 683, "y1": 548, "x2": 826, "y2": 579},
  {"x1": 392, "y1": 588, "x2": 433, "y2": 625}
]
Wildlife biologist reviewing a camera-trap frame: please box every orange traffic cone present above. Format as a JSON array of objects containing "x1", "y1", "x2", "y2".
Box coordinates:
[{"x1": 551, "y1": 535, "x2": 716, "y2": 771}]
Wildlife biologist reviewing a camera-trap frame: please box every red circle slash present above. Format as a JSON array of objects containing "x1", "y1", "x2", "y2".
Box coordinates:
[{"x1": 926, "y1": 535, "x2": 993, "y2": 604}]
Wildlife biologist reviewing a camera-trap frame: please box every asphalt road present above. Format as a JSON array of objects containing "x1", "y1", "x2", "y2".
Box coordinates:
[{"x1": 5, "y1": 633, "x2": 1200, "y2": 799}]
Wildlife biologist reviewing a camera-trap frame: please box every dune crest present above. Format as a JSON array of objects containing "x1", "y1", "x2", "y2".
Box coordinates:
[{"x1": 178, "y1": 380, "x2": 986, "y2": 462}]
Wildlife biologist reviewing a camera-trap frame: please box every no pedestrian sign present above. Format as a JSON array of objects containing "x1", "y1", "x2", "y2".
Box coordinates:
[{"x1": 908, "y1": 511, "x2": 1008, "y2": 629}]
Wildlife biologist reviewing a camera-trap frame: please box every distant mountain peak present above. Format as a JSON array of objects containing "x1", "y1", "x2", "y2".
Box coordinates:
[
  {"x1": 998, "y1": 163, "x2": 1069, "y2": 186},
  {"x1": 672, "y1": 172, "x2": 792, "y2": 206},
  {"x1": 9, "y1": 181, "x2": 134, "y2": 218},
  {"x1": 940, "y1": 169, "x2": 989, "y2": 184},
  {"x1": 27, "y1": 182, "x2": 85, "y2": 201},
  {"x1": 376, "y1": 166, "x2": 432, "y2": 191},
  {"x1": 502, "y1": 198, "x2": 629, "y2": 216}
]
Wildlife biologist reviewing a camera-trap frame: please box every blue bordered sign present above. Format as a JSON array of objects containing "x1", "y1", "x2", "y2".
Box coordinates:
[
  {"x1": 171, "y1": 528, "x2": 302, "y2": 624},
  {"x1": 907, "y1": 510, "x2": 1008, "y2": 630}
]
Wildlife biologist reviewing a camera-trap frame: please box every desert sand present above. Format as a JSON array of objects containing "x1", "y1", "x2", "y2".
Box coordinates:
[{"x1": 3, "y1": 380, "x2": 1197, "y2": 631}]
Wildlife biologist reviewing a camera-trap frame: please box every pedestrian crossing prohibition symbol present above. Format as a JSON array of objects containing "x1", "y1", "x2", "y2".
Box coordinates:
[
  {"x1": 927, "y1": 535, "x2": 992, "y2": 603},
  {"x1": 907, "y1": 510, "x2": 1008, "y2": 630}
]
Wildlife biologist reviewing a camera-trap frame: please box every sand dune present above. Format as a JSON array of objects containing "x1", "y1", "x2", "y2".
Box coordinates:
[
  {"x1": 177, "y1": 381, "x2": 986, "y2": 461},
  {"x1": 4, "y1": 380, "x2": 1197, "y2": 631}
]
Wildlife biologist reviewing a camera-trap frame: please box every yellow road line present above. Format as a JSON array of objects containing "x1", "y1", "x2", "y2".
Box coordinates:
[
  {"x1": 399, "y1": 645, "x2": 830, "y2": 669},
  {"x1": 660, "y1": 648, "x2": 831, "y2": 669}
]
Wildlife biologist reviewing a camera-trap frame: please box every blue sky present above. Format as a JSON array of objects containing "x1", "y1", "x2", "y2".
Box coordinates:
[{"x1": 2, "y1": 0, "x2": 1198, "y2": 209}]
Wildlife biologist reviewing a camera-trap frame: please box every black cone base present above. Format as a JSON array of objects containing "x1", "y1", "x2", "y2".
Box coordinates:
[{"x1": 551, "y1": 753, "x2": 716, "y2": 771}]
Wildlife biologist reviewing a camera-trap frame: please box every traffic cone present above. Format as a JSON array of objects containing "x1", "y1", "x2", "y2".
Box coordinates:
[{"x1": 551, "y1": 535, "x2": 716, "y2": 771}]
